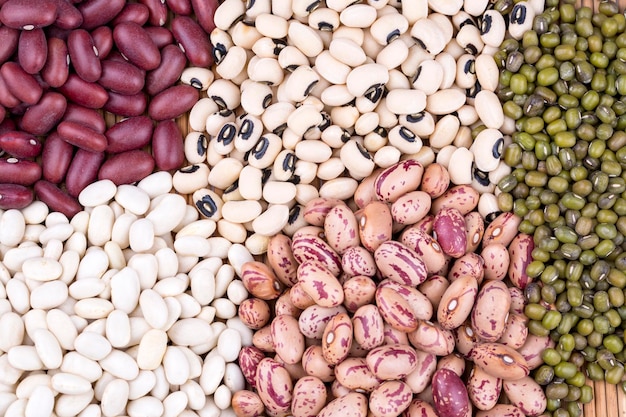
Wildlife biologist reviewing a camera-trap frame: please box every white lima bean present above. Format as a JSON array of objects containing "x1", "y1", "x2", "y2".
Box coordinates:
[{"x1": 0, "y1": 180, "x2": 252, "y2": 416}]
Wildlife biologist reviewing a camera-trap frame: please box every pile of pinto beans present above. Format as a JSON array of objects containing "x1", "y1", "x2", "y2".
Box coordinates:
[{"x1": 0, "y1": 0, "x2": 609, "y2": 417}]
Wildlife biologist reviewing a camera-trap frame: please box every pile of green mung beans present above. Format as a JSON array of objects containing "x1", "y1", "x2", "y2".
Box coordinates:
[{"x1": 495, "y1": 0, "x2": 626, "y2": 416}]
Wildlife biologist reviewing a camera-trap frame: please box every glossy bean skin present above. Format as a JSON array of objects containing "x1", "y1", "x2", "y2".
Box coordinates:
[
  {"x1": 433, "y1": 207, "x2": 467, "y2": 258},
  {"x1": 105, "y1": 116, "x2": 153, "y2": 153},
  {"x1": 145, "y1": 44, "x2": 187, "y2": 96},
  {"x1": 0, "y1": 182, "x2": 33, "y2": 209},
  {"x1": 58, "y1": 74, "x2": 109, "y2": 108},
  {"x1": 144, "y1": 26, "x2": 173, "y2": 49},
  {"x1": 78, "y1": 0, "x2": 126, "y2": 30},
  {"x1": 41, "y1": 37, "x2": 70, "y2": 88},
  {"x1": 63, "y1": 103, "x2": 106, "y2": 133},
  {"x1": 191, "y1": 0, "x2": 218, "y2": 33},
  {"x1": 374, "y1": 240, "x2": 427, "y2": 286},
  {"x1": 467, "y1": 343, "x2": 530, "y2": 380},
  {"x1": 291, "y1": 376, "x2": 327, "y2": 417},
  {"x1": 171, "y1": 15, "x2": 213, "y2": 67},
  {"x1": 322, "y1": 312, "x2": 353, "y2": 365},
  {"x1": 0, "y1": 73, "x2": 20, "y2": 108},
  {"x1": 18, "y1": 28, "x2": 47, "y2": 74},
  {"x1": 104, "y1": 91, "x2": 147, "y2": 116},
  {"x1": 467, "y1": 365, "x2": 502, "y2": 411},
  {"x1": 356, "y1": 201, "x2": 393, "y2": 252},
  {"x1": 51, "y1": 0, "x2": 83, "y2": 30},
  {"x1": 432, "y1": 369, "x2": 472, "y2": 417},
  {"x1": 148, "y1": 85, "x2": 199, "y2": 121},
  {"x1": 239, "y1": 346, "x2": 266, "y2": 389},
  {"x1": 374, "y1": 159, "x2": 424, "y2": 203},
  {"x1": 113, "y1": 22, "x2": 161, "y2": 70},
  {"x1": 318, "y1": 392, "x2": 368, "y2": 417},
  {"x1": 267, "y1": 234, "x2": 298, "y2": 287},
  {"x1": 408, "y1": 320, "x2": 455, "y2": 356},
  {"x1": 507, "y1": 233, "x2": 534, "y2": 290},
  {"x1": 152, "y1": 119, "x2": 185, "y2": 171},
  {"x1": 271, "y1": 314, "x2": 305, "y2": 365},
  {"x1": 41, "y1": 132, "x2": 74, "y2": 183},
  {"x1": 138, "y1": 0, "x2": 168, "y2": 26},
  {"x1": 20, "y1": 92, "x2": 67, "y2": 135},
  {"x1": 57, "y1": 120, "x2": 107, "y2": 153},
  {"x1": 34, "y1": 180, "x2": 81, "y2": 218},
  {"x1": 437, "y1": 275, "x2": 478, "y2": 330},
  {"x1": 291, "y1": 234, "x2": 342, "y2": 276},
  {"x1": 0, "y1": 26, "x2": 19, "y2": 64},
  {"x1": 98, "y1": 150, "x2": 155, "y2": 185},
  {"x1": 112, "y1": 3, "x2": 150, "y2": 26},
  {"x1": 375, "y1": 286, "x2": 418, "y2": 332},
  {"x1": 90, "y1": 26, "x2": 113, "y2": 59},
  {"x1": 232, "y1": 390, "x2": 265, "y2": 417},
  {"x1": 255, "y1": 358, "x2": 293, "y2": 416},
  {"x1": 0, "y1": 61, "x2": 43, "y2": 104},
  {"x1": 0, "y1": 158, "x2": 41, "y2": 185},
  {"x1": 65, "y1": 149, "x2": 104, "y2": 197},
  {"x1": 0, "y1": 130, "x2": 42, "y2": 158},
  {"x1": 297, "y1": 260, "x2": 344, "y2": 308},
  {"x1": 0, "y1": 0, "x2": 57, "y2": 29},
  {"x1": 98, "y1": 59, "x2": 145, "y2": 96},
  {"x1": 166, "y1": 0, "x2": 192, "y2": 15},
  {"x1": 431, "y1": 185, "x2": 480, "y2": 215},
  {"x1": 67, "y1": 29, "x2": 101, "y2": 83}
]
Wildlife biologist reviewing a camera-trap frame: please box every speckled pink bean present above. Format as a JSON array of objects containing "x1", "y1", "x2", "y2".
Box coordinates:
[
  {"x1": 318, "y1": 392, "x2": 368, "y2": 417},
  {"x1": 18, "y1": 28, "x2": 47, "y2": 74},
  {"x1": 432, "y1": 369, "x2": 472, "y2": 417},
  {"x1": 418, "y1": 275, "x2": 449, "y2": 310},
  {"x1": 239, "y1": 346, "x2": 266, "y2": 388},
  {"x1": 303, "y1": 197, "x2": 346, "y2": 226},
  {"x1": 483, "y1": 212, "x2": 522, "y2": 247},
  {"x1": 78, "y1": 0, "x2": 125, "y2": 29},
  {"x1": 274, "y1": 291, "x2": 301, "y2": 317},
  {"x1": 399, "y1": 227, "x2": 446, "y2": 274},
  {"x1": 191, "y1": 0, "x2": 218, "y2": 33},
  {"x1": 341, "y1": 246, "x2": 376, "y2": 277},
  {"x1": 391, "y1": 190, "x2": 431, "y2": 224},
  {"x1": 502, "y1": 376, "x2": 547, "y2": 416},
  {"x1": 352, "y1": 304, "x2": 384, "y2": 349},
  {"x1": 322, "y1": 312, "x2": 352, "y2": 365},
  {"x1": 431, "y1": 185, "x2": 480, "y2": 215},
  {"x1": 448, "y1": 252, "x2": 485, "y2": 283},
  {"x1": 433, "y1": 206, "x2": 467, "y2": 258},
  {"x1": 297, "y1": 260, "x2": 344, "y2": 308},
  {"x1": 239, "y1": 298, "x2": 271, "y2": 330},
  {"x1": 68, "y1": 29, "x2": 101, "y2": 83},
  {"x1": 498, "y1": 313, "x2": 528, "y2": 349},
  {"x1": 375, "y1": 286, "x2": 418, "y2": 333},
  {"x1": 292, "y1": 235, "x2": 342, "y2": 276},
  {"x1": 369, "y1": 380, "x2": 413, "y2": 417},
  {"x1": 467, "y1": 365, "x2": 502, "y2": 411},
  {"x1": 63, "y1": 103, "x2": 106, "y2": 133},
  {"x1": 404, "y1": 349, "x2": 437, "y2": 393},
  {"x1": 271, "y1": 314, "x2": 305, "y2": 365},
  {"x1": 467, "y1": 343, "x2": 530, "y2": 380},
  {"x1": 471, "y1": 280, "x2": 511, "y2": 342},
  {"x1": 301, "y1": 345, "x2": 335, "y2": 383},
  {"x1": 342, "y1": 275, "x2": 376, "y2": 312},
  {"x1": 374, "y1": 240, "x2": 428, "y2": 286},
  {"x1": 298, "y1": 305, "x2": 346, "y2": 339},
  {"x1": 232, "y1": 390, "x2": 265, "y2": 417},
  {"x1": 0, "y1": 26, "x2": 19, "y2": 64},
  {"x1": 334, "y1": 357, "x2": 381, "y2": 392},
  {"x1": 171, "y1": 15, "x2": 213, "y2": 67},
  {"x1": 252, "y1": 325, "x2": 274, "y2": 352},
  {"x1": 99, "y1": 59, "x2": 145, "y2": 95},
  {"x1": 152, "y1": 119, "x2": 185, "y2": 171},
  {"x1": 324, "y1": 203, "x2": 360, "y2": 254},
  {"x1": 267, "y1": 234, "x2": 299, "y2": 287},
  {"x1": 517, "y1": 334, "x2": 554, "y2": 370},
  {"x1": 482, "y1": 243, "x2": 510, "y2": 281},
  {"x1": 65, "y1": 148, "x2": 105, "y2": 197},
  {"x1": 408, "y1": 320, "x2": 455, "y2": 356},
  {"x1": 291, "y1": 376, "x2": 327, "y2": 417},
  {"x1": 0, "y1": 0, "x2": 57, "y2": 29},
  {"x1": 507, "y1": 233, "x2": 534, "y2": 290},
  {"x1": 437, "y1": 275, "x2": 478, "y2": 331},
  {"x1": 241, "y1": 261, "x2": 283, "y2": 301},
  {"x1": 289, "y1": 282, "x2": 316, "y2": 310},
  {"x1": 91, "y1": 26, "x2": 113, "y2": 59},
  {"x1": 475, "y1": 404, "x2": 526, "y2": 417},
  {"x1": 509, "y1": 287, "x2": 526, "y2": 315},
  {"x1": 255, "y1": 358, "x2": 293, "y2": 417},
  {"x1": 356, "y1": 201, "x2": 393, "y2": 252},
  {"x1": 148, "y1": 84, "x2": 199, "y2": 121},
  {"x1": 98, "y1": 149, "x2": 155, "y2": 185},
  {"x1": 374, "y1": 159, "x2": 424, "y2": 203},
  {"x1": 145, "y1": 44, "x2": 187, "y2": 96}
]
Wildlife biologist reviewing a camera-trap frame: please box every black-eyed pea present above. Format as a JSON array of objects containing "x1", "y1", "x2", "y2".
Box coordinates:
[
  {"x1": 365, "y1": 343, "x2": 418, "y2": 380},
  {"x1": 239, "y1": 297, "x2": 271, "y2": 330},
  {"x1": 320, "y1": 124, "x2": 351, "y2": 148},
  {"x1": 275, "y1": 290, "x2": 302, "y2": 317},
  {"x1": 456, "y1": 54, "x2": 476, "y2": 90},
  {"x1": 317, "y1": 157, "x2": 345, "y2": 181},
  {"x1": 206, "y1": 110, "x2": 236, "y2": 139},
  {"x1": 189, "y1": 98, "x2": 219, "y2": 133},
  {"x1": 376, "y1": 38, "x2": 409, "y2": 70},
  {"x1": 351, "y1": 304, "x2": 384, "y2": 349},
  {"x1": 207, "y1": 78, "x2": 241, "y2": 110},
  {"x1": 240, "y1": 81, "x2": 273, "y2": 117},
  {"x1": 375, "y1": 97, "x2": 399, "y2": 128},
  {"x1": 467, "y1": 365, "x2": 502, "y2": 411},
  {"x1": 319, "y1": 177, "x2": 359, "y2": 201},
  {"x1": 374, "y1": 159, "x2": 424, "y2": 203},
  {"x1": 291, "y1": 376, "x2": 327, "y2": 417},
  {"x1": 498, "y1": 313, "x2": 528, "y2": 350},
  {"x1": 475, "y1": 52, "x2": 499, "y2": 92},
  {"x1": 412, "y1": 59, "x2": 443, "y2": 95},
  {"x1": 464, "y1": 211, "x2": 485, "y2": 253},
  {"x1": 387, "y1": 125, "x2": 424, "y2": 154},
  {"x1": 283, "y1": 66, "x2": 320, "y2": 103},
  {"x1": 318, "y1": 392, "x2": 368, "y2": 417},
  {"x1": 431, "y1": 114, "x2": 461, "y2": 150},
  {"x1": 208, "y1": 158, "x2": 243, "y2": 190},
  {"x1": 437, "y1": 275, "x2": 478, "y2": 330},
  {"x1": 255, "y1": 12, "x2": 289, "y2": 38},
  {"x1": 266, "y1": 234, "x2": 298, "y2": 286},
  {"x1": 338, "y1": 4, "x2": 377, "y2": 28},
  {"x1": 346, "y1": 63, "x2": 389, "y2": 102},
  {"x1": 435, "y1": 144, "x2": 456, "y2": 169},
  {"x1": 329, "y1": 37, "x2": 367, "y2": 67},
  {"x1": 213, "y1": 122, "x2": 237, "y2": 156},
  {"x1": 404, "y1": 349, "x2": 437, "y2": 393},
  {"x1": 369, "y1": 380, "x2": 413, "y2": 417},
  {"x1": 334, "y1": 357, "x2": 381, "y2": 392},
  {"x1": 399, "y1": 112, "x2": 434, "y2": 138},
  {"x1": 507, "y1": 233, "x2": 534, "y2": 290},
  {"x1": 456, "y1": 24, "x2": 484, "y2": 55},
  {"x1": 251, "y1": 36, "x2": 287, "y2": 58},
  {"x1": 278, "y1": 45, "x2": 310, "y2": 72},
  {"x1": 476, "y1": 405, "x2": 526, "y2": 417},
  {"x1": 408, "y1": 320, "x2": 455, "y2": 356},
  {"x1": 214, "y1": 0, "x2": 245, "y2": 30},
  {"x1": 447, "y1": 147, "x2": 473, "y2": 185},
  {"x1": 297, "y1": 260, "x2": 344, "y2": 308},
  {"x1": 263, "y1": 181, "x2": 297, "y2": 205},
  {"x1": 433, "y1": 206, "x2": 467, "y2": 258},
  {"x1": 437, "y1": 352, "x2": 466, "y2": 377},
  {"x1": 322, "y1": 312, "x2": 352, "y2": 365},
  {"x1": 340, "y1": 140, "x2": 376, "y2": 179},
  {"x1": 469, "y1": 128, "x2": 504, "y2": 173},
  {"x1": 375, "y1": 241, "x2": 427, "y2": 286},
  {"x1": 508, "y1": 2, "x2": 535, "y2": 40},
  {"x1": 255, "y1": 357, "x2": 293, "y2": 416},
  {"x1": 373, "y1": 146, "x2": 401, "y2": 168},
  {"x1": 320, "y1": 84, "x2": 356, "y2": 107},
  {"x1": 405, "y1": 399, "x2": 438, "y2": 417},
  {"x1": 283, "y1": 204, "x2": 309, "y2": 237},
  {"x1": 468, "y1": 342, "x2": 529, "y2": 381},
  {"x1": 192, "y1": 188, "x2": 224, "y2": 220},
  {"x1": 215, "y1": 44, "x2": 248, "y2": 80},
  {"x1": 481, "y1": 243, "x2": 509, "y2": 281},
  {"x1": 235, "y1": 113, "x2": 264, "y2": 152},
  {"x1": 252, "y1": 325, "x2": 275, "y2": 352},
  {"x1": 454, "y1": 323, "x2": 482, "y2": 357},
  {"x1": 295, "y1": 185, "x2": 319, "y2": 207},
  {"x1": 431, "y1": 184, "x2": 480, "y2": 215},
  {"x1": 271, "y1": 314, "x2": 305, "y2": 365},
  {"x1": 410, "y1": 18, "x2": 446, "y2": 55},
  {"x1": 238, "y1": 166, "x2": 263, "y2": 201},
  {"x1": 298, "y1": 304, "x2": 347, "y2": 339},
  {"x1": 308, "y1": 7, "x2": 340, "y2": 32},
  {"x1": 426, "y1": 88, "x2": 466, "y2": 115},
  {"x1": 508, "y1": 287, "x2": 525, "y2": 315},
  {"x1": 172, "y1": 164, "x2": 210, "y2": 195},
  {"x1": 246, "y1": 134, "x2": 282, "y2": 170},
  {"x1": 294, "y1": 139, "x2": 332, "y2": 164},
  {"x1": 375, "y1": 286, "x2": 418, "y2": 332},
  {"x1": 502, "y1": 376, "x2": 547, "y2": 416},
  {"x1": 448, "y1": 252, "x2": 484, "y2": 282},
  {"x1": 418, "y1": 275, "x2": 449, "y2": 310}
]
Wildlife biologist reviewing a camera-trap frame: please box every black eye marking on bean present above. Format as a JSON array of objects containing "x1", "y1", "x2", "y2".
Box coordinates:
[
  {"x1": 196, "y1": 195, "x2": 218, "y2": 218},
  {"x1": 246, "y1": 0, "x2": 255, "y2": 9},
  {"x1": 364, "y1": 84, "x2": 384, "y2": 103},
  {"x1": 486, "y1": 211, "x2": 501, "y2": 224},
  {"x1": 459, "y1": 18, "x2": 475, "y2": 29},
  {"x1": 180, "y1": 165, "x2": 201, "y2": 174},
  {"x1": 413, "y1": 65, "x2": 422, "y2": 84},
  {"x1": 319, "y1": 112, "x2": 331, "y2": 131},
  {"x1": 464, "y1": 59, "x2": 475, "y2": 75},
  {"x1": 217, "y1": 123, "x2": 237, "y2": 146},
  {"x1": 341, "y1": 129, "x2": 351, "y2": 143},
  {"x1": 465, "y1": 43, "x2": 478, "y2": 55},
  {"x1": 406, "y1": 112, "x2": 425, "y2": 123},
  {"x1": 318, "y1": 21, "x2": 334, "y2": 31},
  {"x1": 375, "y1": 126, "x2": 388, "y2": 137},
  {"x1": 252, "y1": 137, "x2": 270, "y2": 159},
  {"x1": 263, "y1": 94, "x2": 273, "y2": 109},
  {"x1": 356, "y1": 141, "x2": 373, "y2": 160},
  {"x1": 466, "y1": 80, "x2": 481, "y2": 98},
  {"x1": 238, "y1": 119, "x2": 254, "y2": 140},
  {"x1": 493, "y1": 137, "x2": 504, "y2": 158},
  {"x1": 304, "y1": 80, "x2": 319, "y2": 97},
  {"x1": 213, "y1": 44, "x2": 227, "y2": 64},
  {"x1": 273, "y1": 123, "x2": 287, "y2": 136},
  {"x1": 473, "y1": 165, "x2": 490, "y2": 186},
  {"x1": 412, "y1": 37, "x2": 427, "y2": 51},
  {"x1": 399, "y1": 127, "x2": 416, "y2": 142},
  {"x1": 272, "y1": 38, "x2": 287, "y2": 55},
  {"x1": 386, "y1": 29, "x2": 401, "y2": 44},
  {"x1": 288, "y1": 175, "x2": 301, "y2": 185},
  {"x1": 190, "y1": 78, "x2": 203, "y2": 90},
  {"x1": 211, "y1": 96, "x2": 228, "y2": 109},
  {"x1": 224, "y1": 180, "x2": 239, "y2": 194},
  {"x1": 480, "y1": 15, "x2": 492, "y2": 35},
  {"x1": 262, "y1": 168, "x2": 272, "y2": 185},
  {"x1": 511, "y1": 4, "x2": 526, "y2": 24},
  {"x1": 282, "y1": 152, "x2": 297, "y2": 173},
  {"x1": 306, "y1": 0, "x2": 321, "y2": 12},
  {"x1": 197, "y1": 134, "x2": 208, "y2": 156},
  {"x1": 288, "y1": 205, "x2": 301, "y2": 224},
  {"x1": 219, "y1": 109, "x2": 234, "y2": 117}
]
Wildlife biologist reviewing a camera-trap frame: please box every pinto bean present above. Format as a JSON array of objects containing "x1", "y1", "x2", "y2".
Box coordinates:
[{"x1": 57, "y1": 120, "x2": 107, "y2": 153}]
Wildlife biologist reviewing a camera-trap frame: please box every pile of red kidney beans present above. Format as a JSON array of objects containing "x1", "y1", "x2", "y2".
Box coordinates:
[{"x1": 0, "y1": 0, "x2": 217, "y2": 218}]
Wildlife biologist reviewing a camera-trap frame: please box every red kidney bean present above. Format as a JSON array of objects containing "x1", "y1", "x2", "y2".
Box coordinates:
[
  {"x1": 0, "y1": 26, "x2": 19, "y2": 65},
  {"x1": 166, "y1": 0, "x2": 192, "y2": 15},
  {"x1": 103, "y1": 91, "x2": 147, "y2": 117},
  {"x1": 57, "y1": 74, "x2": 109, "y2": 108},
  {"x1": 191, "y1": 0, "x2": 218, "y2": 34},
  {"x1": 67, "y1": 29, "x2": 101, "y2": 83},
  {"x1": 51, "y1": 0, "x2": 83, "y2": 30},
  {"x1": 138, "y1": 0, "x2": 168, "y2": 27},
  {"x1": 34, "y1": 180, "x2": 81, "y2": 218},
  {"x1": 0, "y1": 118, "x2": 16, "y2": 135},
  {"x1": 171, "y1": 16, "x2": 213, "y2": 67},
  {"x1": 0, "y1": 183, "x2": 33, "y2": 209},
  {"x1": 0, "y1": 72, "x2": 21, "y2": 108},
  {"x1": 105, "y1": 116, "x2": 153, "y2": 153},
  {"x1": 0, "y1": 130, "x2": 42, "y2": 158},
  {"x1": 41, "y1": 37, "x2": 70, "y2": 88},
  {"x1": 145, "y1": 44, "x2": 186, "y2": 96},
  {"x1": 148, "y1": 85, "x2": 199, "y2": 121},
  {"x1": 65, "y1": 149, "x2": 104, "y2": 196},
  {"x1": 0, "y1": 62, "x2": 43, "y2": 105},
  {"x1": 57, "y1": 120, "x2": 108, "y2": 153},
  {"x1": 20, "y1": 91, "x2": 67, "y2": 135},
  {"x1": 17, "y1": 28, "x2": 47, "y2": 74},
  {"x1": 0, "y1": 158, "x2": 41, "y2": 185},
  {"x1": 112, "y1": 3, "x2": 150, "y2": 26},
  {"x1": 113, "y1": 22, "x2": 161, "y2": 71},
  {"x1": 98, "y1": 150, "x2": 155, "y2": 185},
  {"x1": 99, "y1": 59, "x2": 145, "y2": 95},
  {"x1": 90, "y1": 26, "x2": 113, "y2": 60},
  {"x1": 78, "y1": 0, "x2": 125, "y2": 30},
  {"x1": 0, "y1": 0, "x2": 57, "y2": 30},
  {"x1": 62, "y1": 103, "x2": 106, "y2": 133},
  {"x1": 42, "y1": 132, "x2": 74, "y2": 183},
  {"x1": 144, "y1": 27, "x2": 173, "y2": 49},
  {"x1": 152, "y1": 119, "x2": 184, "y2": 171}
]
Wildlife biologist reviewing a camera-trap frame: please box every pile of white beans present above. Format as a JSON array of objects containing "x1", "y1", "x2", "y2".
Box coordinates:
[
  {"x1": 175, "y1": 0, "x2": 544, "y2": 248},
  {"x1": 0, "y1": 174, "x2": 255, "y2": 417}
]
